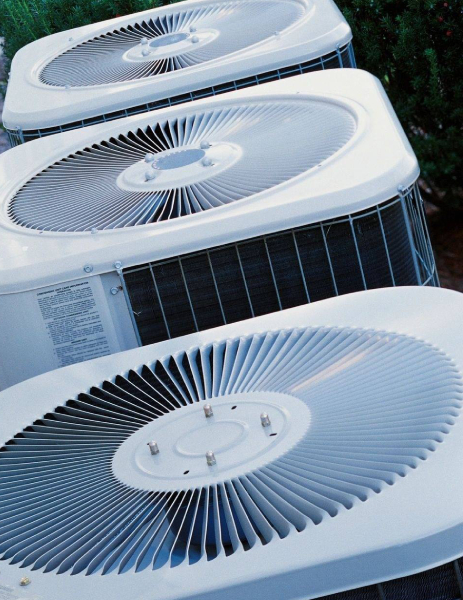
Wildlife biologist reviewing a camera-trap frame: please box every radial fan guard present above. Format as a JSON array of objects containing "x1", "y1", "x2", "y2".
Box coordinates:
[
  {"x1": 39, "y1": 0, "x2": 305, "y2": 87},
  {"x1": 0, "y1": 326, "x2": 461, "y2": 576},
  {"x1": 8, "y1": 100, "x2": 356, "y2": 231}
]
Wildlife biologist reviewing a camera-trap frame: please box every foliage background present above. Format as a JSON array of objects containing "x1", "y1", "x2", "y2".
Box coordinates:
[{"x1": 0, "y1": 0, "x2": 462, "y2": 209}]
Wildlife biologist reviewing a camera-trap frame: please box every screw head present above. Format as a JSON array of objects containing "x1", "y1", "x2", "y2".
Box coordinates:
[
  {"x1": 148, "y1": 441, "x2": 159, "y2": 455},
  {"x1": 200, "y1": 140, "x2": 210, "y2": 149},
  {"x1": 145, "y1": 169, "x2": 157, "y2": 181},
  {"x1": 110, "y1": 287, "x2": 120, "y2": 296},
  {"x1": 191, "y1": 35, "x2": 199, "y2": 43},
  {"x1": 202, "y1": 156, "x2": 213, "y2": 167},
  {"x1": 141, "y1": 48, "x2": 151, "y2": 57},
  {"x1": 203, "y1": 403, "x2": 214, "y2": 418},
  {"x1": 83, "y1": 264, "x2": 93, "y2": 273},
  {"x1": 114, "y1": 261, "x2": 123, "y2": 270},
  {"x1": 145, "y1": 153, "x2": 155, "y2": 163},
  {"x1": 20, "y1": 577, "x2": 31, "y2": 586},
  {"x1": 91, "y1": 227, "x2": 98, "y2": 235},
  {"x1": 140, "y1": 37, "x2": 149, "y2": 45},
  {"x1": 260, "y1": 412, "x2": 271, "y2": 427},
  {"x1": 206, "y1": 450, "x2": 216, "y2": 466},
  {"x1": 190, "y1": 26, "x2": 197, "y2": 33}
]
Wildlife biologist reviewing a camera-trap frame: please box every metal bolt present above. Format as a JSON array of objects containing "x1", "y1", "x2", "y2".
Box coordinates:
[
  {"x1": 148, "y1": 441, "x2": 159, "y2": 455},
  {"x1": 114, "y1": 261, "x2": 123, "y2": 270},
  {"x1": 200, "y1": 140, "x2": 210, "y2": 149},
  {"x1": 206, "y1": 450, "x2": 216, "y2": 466},
  {"x1": 140, "y1": 37, "x2": 149, "y2": 45},
  {"x1": 260, "y1": 412, "x2": 271, "y2": 428},
  {"x1": 83, "y1": 264, "x2": 93, "y2": 273},
  {"x1": 191, "y1": 35, "x2": 199, "y2": 43},
  {"x1": 142, "y1": 48, "x2": 151, "y2": 57},
  {"x1": 110, "y1": 287, "x2": 120, "y2": 296},
  {"x1": 203, "y1": 403, "x2": 213, "y2": 418},
  {"x1": 202, "y1": 156, "x2": 213, "y2": 167},
  {"x1": 145, "y1": 169, "x2": 157, "y2": 181},
  {"x1": 20, "y1": 577, "x2": 31, "y2": 586},
  {"x1": 145, "y1": 153, "x2": 155, "y2": 163}
]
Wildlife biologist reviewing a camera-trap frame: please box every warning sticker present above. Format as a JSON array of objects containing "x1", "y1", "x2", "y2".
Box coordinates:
[{"x1": 36, "y1": 279, "x2": 117, "y2": 368}]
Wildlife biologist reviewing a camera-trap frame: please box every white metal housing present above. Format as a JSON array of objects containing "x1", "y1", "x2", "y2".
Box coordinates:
[
  {"x1": 0, "y1": 287, "x2": 462, "y2": 600},
  {"x1": 2, "y1": 0, "x2": 355, "y2": 144},
  {"x1": 0, "y1": 71, "x2": 438, "y2": 389}
]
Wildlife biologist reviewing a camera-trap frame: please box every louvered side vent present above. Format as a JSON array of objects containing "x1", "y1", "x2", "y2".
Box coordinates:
[
  {"x1": 0, "y1": 326, "x2": 461, "y2": 575},
  {"x1": 123, "y1": 184, "x2": 438, "y2": 347},
  {"x1": 8, "y1": 100, "x2": 356, "y2": 230},
  {"x1": 6, "y1": 43, "x2": 356, "y2": 146},
  {"x1": 39, "y1": 0, "x2": 305, "y2": 87},
  {"x1": 316, "y1": 559, "x2": 463, "y2": 599}
]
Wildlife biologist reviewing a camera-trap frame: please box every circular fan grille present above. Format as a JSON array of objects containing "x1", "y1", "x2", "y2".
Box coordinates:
[
  {"x1": 0, "y1": 327, "x2": 461, "y2": 575},
  {"x1": 39, "y1": 0, "x2": 304, "y2": 87},
  {"x1": 8, "y1": 100, "x2": 356, "y2": 232}
]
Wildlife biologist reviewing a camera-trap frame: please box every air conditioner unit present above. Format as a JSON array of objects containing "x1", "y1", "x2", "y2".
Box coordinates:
[
  {"x1": 0, "y1": 70, "x2": 438, "y2": 390},
  {"x1": 0, "y1": 287, "x2": 462, "y2": 600},
  {"x1": 2, "y1": 0, "x2": 355, "y2": 146}
]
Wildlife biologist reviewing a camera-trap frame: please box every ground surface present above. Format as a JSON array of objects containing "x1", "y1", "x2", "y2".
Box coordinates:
[{"x1": 0, "y1": 49, "x2": 461, "y2": 292}]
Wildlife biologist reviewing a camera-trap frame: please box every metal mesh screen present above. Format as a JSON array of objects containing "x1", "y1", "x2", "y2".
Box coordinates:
[
  {"x1": 123, "y1": 183, "x2": 438, "y2": 347},
  {"x1": 320, "y1": 560, "x2": 463, "y2": 600},
  {"x1": 6, "y1": 42, "x2": 356, "y2": 147}
]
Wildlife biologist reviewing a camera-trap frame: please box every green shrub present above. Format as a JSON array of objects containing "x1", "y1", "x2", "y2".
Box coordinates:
[
  {"x1": 0, "y1": 0, "x2": 461, "y2": 209},
  {"x1": 337, "y1": 0, "x2": 462, "y2": 210},
  {"x1": 0, "y1": 1, "x2": 165, "y2": 60}
]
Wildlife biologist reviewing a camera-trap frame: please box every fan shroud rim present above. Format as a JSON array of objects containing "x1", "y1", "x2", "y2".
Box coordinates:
[
  {"x1": 0, "y1": 324, "x2": 461, "y2": 578},
  {"x1": 36, "y1": 0, "x2": 309, "y2": 89},
  {"x1": 6, "y1": 97, "x2": 359, "y2": 233}
]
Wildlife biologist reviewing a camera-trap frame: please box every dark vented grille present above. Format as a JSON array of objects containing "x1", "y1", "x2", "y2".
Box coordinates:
[
  {"x1": 6, "y1": 43, "x2": 356, "y2": 147},
  {"x1": 123, "y1": 184, "x2": 438, "y2": 347},
  {"x1": 320, "y1": 560, "x2": 463, "y2": 599}
]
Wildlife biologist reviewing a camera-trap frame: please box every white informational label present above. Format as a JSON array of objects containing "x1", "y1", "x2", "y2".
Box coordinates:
[{"x1": 36, "y1": 279, "x2": 118, "y2": 368}]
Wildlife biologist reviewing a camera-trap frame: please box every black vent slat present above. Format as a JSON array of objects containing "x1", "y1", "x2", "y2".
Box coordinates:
[
  {"x1": 381, "y1": 561, "x2": 461, "y2": 600},
  {"x1": 209, "y1": 247, "x2": 254, "y2": 325},
  {"x1": 181, "y1": 254, "x2": 225, "y2": 331},
  {"x1": 381, "y1": 200, "x2": 418, "y2": 286},
  {"x1": 123, "y1": 269, "x2": 168, "y2": 345},
  {"x1": 294, "y1": 227, "x2": 337, "y2": 302},
  {"x1": 266, "y1": 234, "x2": 308, "y2": 309},
  {"x1": 325, "y1": 221, "x2": 366, "y2": 295},
  {"x1": 153, "y1": 262, "x2": 197, "y2": 338},
  {"x1": 238, "y1": 240, "x2": 281, "y2": 317},
  {"x1": 355, "y1": 212, "x2": 394, "y2": 289},
  {"x1": 322, "y1": 585, "x2": 382, "y2": 600}
]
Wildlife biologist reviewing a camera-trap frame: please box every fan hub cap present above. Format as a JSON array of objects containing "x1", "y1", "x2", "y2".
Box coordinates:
[
  {"x1": 123, "y1": 29, "x2": 219, "y2": 62},
  {"x1": 112, "y1": 392, "x2": 311, "y2": 491},
  {"x1": 116, "y1": 142, "x2": 242, "y2": 192}
]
